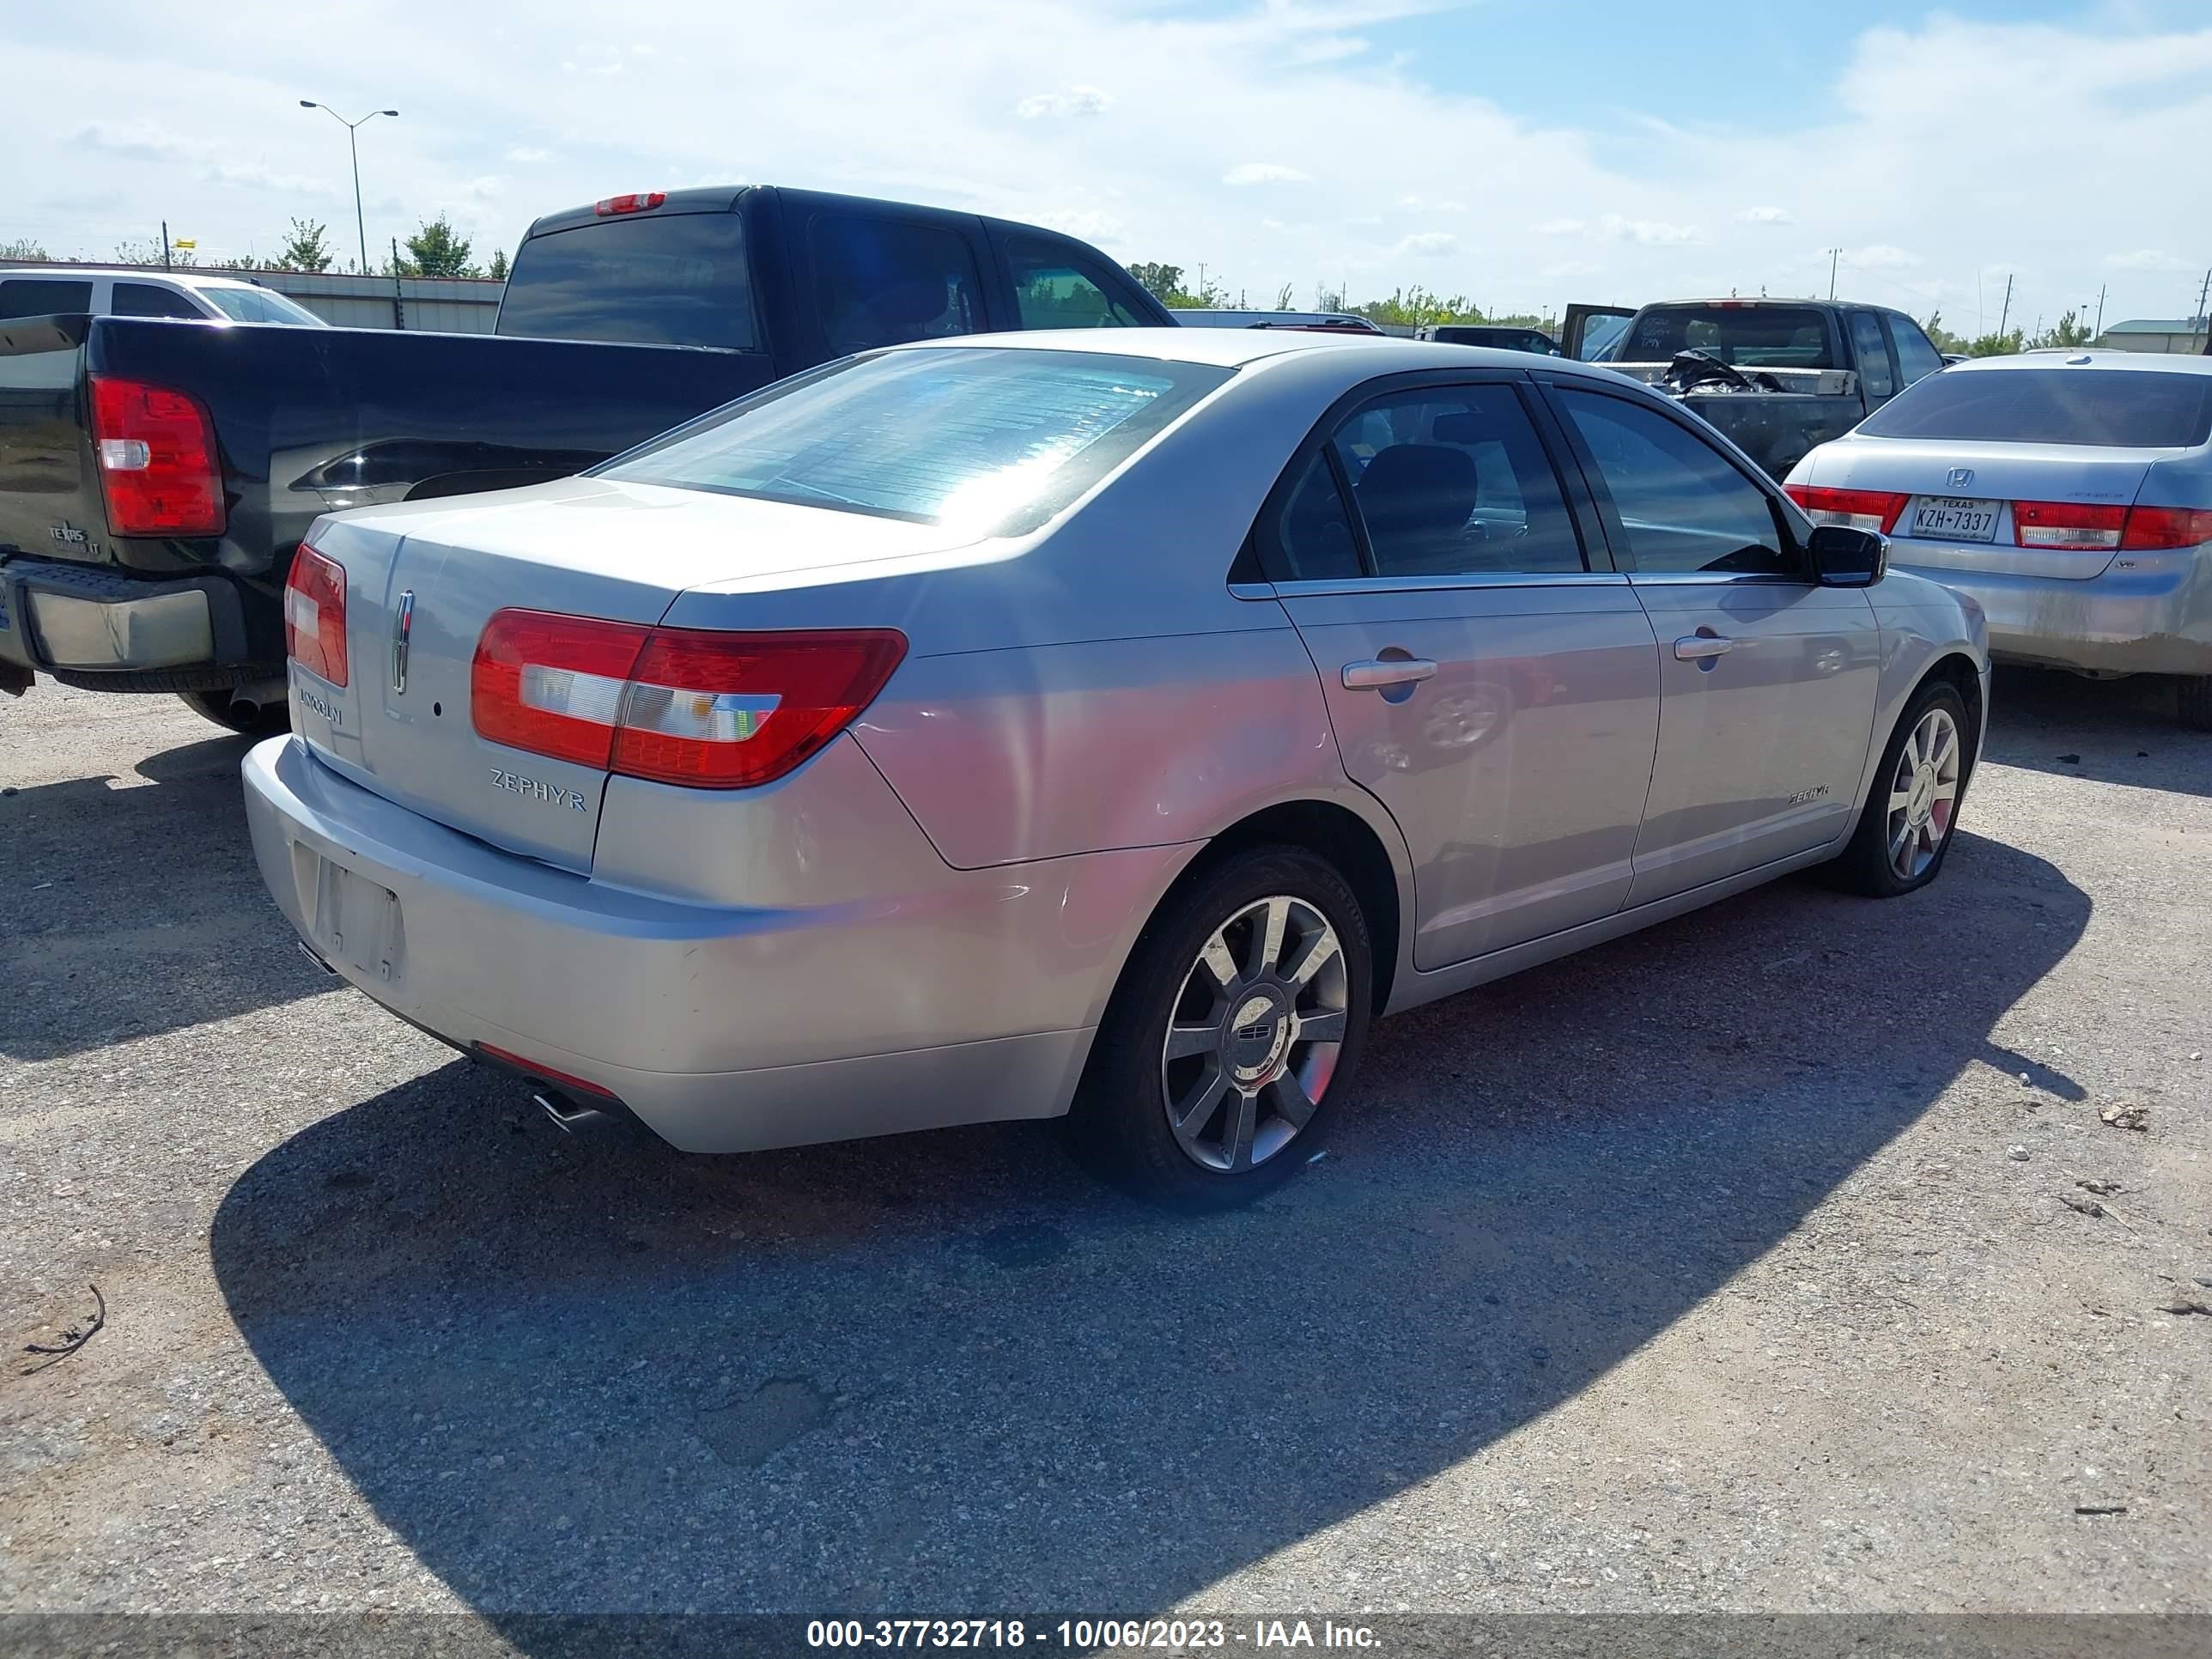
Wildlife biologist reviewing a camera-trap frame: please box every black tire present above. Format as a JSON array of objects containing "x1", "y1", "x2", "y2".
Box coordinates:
[
  {"x1": 2178, "y1": 675, "x2": 2212, "y2": 732},
  {"x1": 1826, "y1": 679, "x2": 1972, "y2": 897},
  {"x1": 1066, "y1": 844, "x2": 1374, "y2": 1212},
  {"x1": 176, "y1": 688, "x2": 290, "y2": 737}
]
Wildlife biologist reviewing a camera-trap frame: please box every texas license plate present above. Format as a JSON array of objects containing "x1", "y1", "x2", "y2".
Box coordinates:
[
  {"x1": 307, "y1": 851, "x2": 405, "y2": 985},
  {"x1": 1909, "y1": 495, "x2": 2002, "y2": 543}
]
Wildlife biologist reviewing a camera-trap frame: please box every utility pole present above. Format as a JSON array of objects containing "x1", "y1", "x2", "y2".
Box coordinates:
[
  {"x1": 1826, "y1": 247, "x2": 1840, "y2": 301},
  {"x1": 2094, "y1": 283, "x2": 2107, "y2": 338},
  {"x1": 1996, "y1": 273, "x2": 2014, "y2": 338},
  {"x1": 2197, "y1": 267, "x2": 2212, "y2": 349},
  {"x1": 161, "y1": 220, "x2": 172, "y2": 272}
]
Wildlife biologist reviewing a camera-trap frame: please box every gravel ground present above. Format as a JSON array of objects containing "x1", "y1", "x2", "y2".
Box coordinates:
[{"x1": 2, "y1": 671, "x2": 2207, "y2": 1630}]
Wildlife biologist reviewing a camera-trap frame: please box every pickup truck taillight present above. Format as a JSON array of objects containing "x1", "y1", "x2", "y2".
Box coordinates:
[
  {"x1": 2014, "y1": 501, "x2": 2212, "y2": 552},
  {"x1": 1784, "y1": 484, "x2": 1909, "y2": 534},
  {"x1": 88, "y1": 374, "x2": 225, "y2": 538},
  {"x1": 471, "y1": 610, "x2": 906, "y2": 788},
  {"x1": 285, "y1": 543, "x2": 349, "y2": 687}
]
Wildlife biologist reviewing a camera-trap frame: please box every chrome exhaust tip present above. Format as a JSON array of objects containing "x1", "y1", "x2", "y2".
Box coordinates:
[{"x1": 533, "y1": 1089, "x2": 621, "y2": 1135}]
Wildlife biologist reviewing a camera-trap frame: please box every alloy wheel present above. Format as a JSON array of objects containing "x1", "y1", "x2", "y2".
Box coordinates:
[
  {"x1": 1887, "y1": 706, "x2": 1961, "y2": 881},
  {"x1": 1159, "y1": 895, "x2": 1349, "y2": 1173}
]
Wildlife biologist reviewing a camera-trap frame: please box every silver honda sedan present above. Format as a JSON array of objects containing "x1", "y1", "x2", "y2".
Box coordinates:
[
  {"x1": 245, "y1": 329, "x2": 1989, "y2": 1208},
  {"x1": 1784, "y1": 351, "x2": 2212, "y2": 727}
]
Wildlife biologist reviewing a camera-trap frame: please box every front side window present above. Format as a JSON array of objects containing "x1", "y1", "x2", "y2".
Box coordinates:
[
  {"x1": 0, "y1": 278, "x2": 93, "y2": 319},
  {"x1": 1008, "y1": 240, "x2": 1144, "y2": 328},
  {"x1": 1850, "y1": 312, "x2": 1896, "y2": 398},
  {"x1": 811, "y1": 215, "x2": 985, "y2": 356},
  {"x1": 114, "y1": 283, "x2": 210, "y2": 319},
  {"x1": 1890, "y1": 318, "x2": 1945, "y2": 385},
  {"x1": 1558, "y1": 390, "x2": 1791, "y2": 576},
  {"x1": 600, "y1": 347, "x2": 1230, "y2": 535},
  {"x1": 1319, "y1": 384, "x2": 1583, "y2": 578}
]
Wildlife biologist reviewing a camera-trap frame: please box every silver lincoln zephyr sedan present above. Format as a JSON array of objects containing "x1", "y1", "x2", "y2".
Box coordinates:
[{"x1": 245, "y1": 329, "x2": 1990, "y2": 1207}]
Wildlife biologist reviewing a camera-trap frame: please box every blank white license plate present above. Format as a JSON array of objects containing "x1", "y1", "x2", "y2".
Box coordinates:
[
  {"x1": 306, "y1": 850, "x2": 406, "y2": 985},
  {"x1": 1910, "y1": 495, "x2": 2002, "y2": 542}
]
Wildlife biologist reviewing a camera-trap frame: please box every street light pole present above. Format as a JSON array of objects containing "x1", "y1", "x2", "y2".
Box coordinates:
[{"x1": 300, "y1": 100, "x2": 398, "y2": 274}]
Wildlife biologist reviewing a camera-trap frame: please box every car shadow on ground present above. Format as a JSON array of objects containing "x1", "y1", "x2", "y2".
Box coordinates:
[
  {"x1": 0, "y1": 732, "x2": 340, "y2": 1061},
  {"x1": 1984, "y1": 666, "x2": 2212, "y2": 797},
  {"x1": 210, "y1": 827, "x2": 2087, "y2": 1625}
]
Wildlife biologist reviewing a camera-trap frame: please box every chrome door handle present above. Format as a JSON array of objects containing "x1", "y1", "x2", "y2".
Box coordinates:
[
  {"x1": 1342, "y1": 658, "x2": 1438, "y2": 690},
  {"x1": 1674, "y1": 635, "x2": 1735, "y2": 662}
]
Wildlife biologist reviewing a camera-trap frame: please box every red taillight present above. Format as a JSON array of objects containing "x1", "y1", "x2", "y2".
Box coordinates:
[
  {"x1": 1785, "y1": 484, "x2": 1909, "y2": 534},
  {"x1": 471, "y1": 610, "x2": 906, "y2": 790},
  {"x1": 593, "y1": 191, "x2": 666, "y2": 216},
  {"x1": 2013, "y1": 500, "x2": 2125, "y2": 550},
  {"x1": 477, "y1": 1042, "x2": 617, "y2": 1098},
  {"x1": 2118, "y1": 506, "x2": 2212, "y2": 550},
  {"x1": 284, "y1": 543, "x2": 349, "y2": 688},
  {"x1": 88, "y1": 374, "x2": 224, "y2": 537}
]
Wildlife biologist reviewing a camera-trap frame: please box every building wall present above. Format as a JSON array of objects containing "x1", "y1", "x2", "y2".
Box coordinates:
[
  {"x1": 249, "y1": 270, "x2": 505, "y2": 332},
  {"x1": 2093, "y1": 329, "x2": 2208, "y2": 355}
]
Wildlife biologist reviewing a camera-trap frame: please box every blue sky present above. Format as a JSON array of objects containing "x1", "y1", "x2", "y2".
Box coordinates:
[{"x1": 7, "y1": 1, "x2": 2209, "y2": 331}]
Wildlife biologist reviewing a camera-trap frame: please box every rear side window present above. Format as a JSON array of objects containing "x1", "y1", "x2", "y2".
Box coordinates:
[
  {"x1": 599, "y1": 347, "x2": 1230, "y2": 535},
  {"x1": 499, "y1": 212, "x2": 758, "y2": 349},
  {"x1": 1890, "y1": 317, "x2": 1945, "y2": 385},
  {"x1": 811, "y1": 215, "x2": 985, "y2": 355},
  {"x1": 1859, "y1": 368, "x2": 2212, "y2": 448},
  {"x1": 114, "y1": 283, "x2": 209, "y2": 319},
  {"x1": 1007, "y1": 239, "x2": 1146, "y2": 328},
  {"x1": 1622, "y1": 305, "x2": 1837, "y2": 369},
  {"x1": 1328, "y1": 385, "x2": 1583, "y2": 577},
  {"x1": 1850, "y1": 313, "x2": 1895, "y2": 398},
  {"x1": 1270, "y1": 453, "x2": 1363, "y2": 580},
  {"x1": 0, "y1": 278, "x2": 93, "y2": 319},
  {"x1": 1558, "y1": 389, "x2": 1790, "y2": 575}
]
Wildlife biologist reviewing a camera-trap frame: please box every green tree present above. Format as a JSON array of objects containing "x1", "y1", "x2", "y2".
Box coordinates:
[
  {"x1": 1351, "y1": 286, "x2": 1472, "y2": 330},
  {"x1": 396, "y1": 214, "x2": 477, "y2": 277},
  {"x1": 1966, "y1": 327, "x2": 2025, "y2": 357},
  {"x1": 2031, "y1": 309, "x2": 2094, "y2": 349},
  {"x1": 1273, "y1": 281, "x2": 1296, "y2": 311},
  {"x1": 0, "y1": 236, "x2": 50, "y2": 261},
  {"x1": 486, "y1": 248, "x2": 510, "y2": 282},
  {"x1": 1127, "y1": 261, "x2": 1183, "y2": 302},
  {"x1": 1920, "y1": 311, "x2": 1969, "y2": 355},
  {"x1": 275, "y1": 217, "x2": 334, "y2": 273}
]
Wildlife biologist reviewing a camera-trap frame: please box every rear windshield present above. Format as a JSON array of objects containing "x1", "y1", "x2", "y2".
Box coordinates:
[
  {"x1": 197, "y1": 286, "x2": 325, "y2": 326},
  {"x1": 1858, "y1": 368, "x2": 2212, "y2": 449},
  {"x1": 498, "y1": 211, "x2": 757, "y2": 349},
  {"x1": 599, "y1": 347, "x2": 1231, "y2": 533},
  {"x1": 1620, "y1": 305, "x2": 1836, "y2": 369}
]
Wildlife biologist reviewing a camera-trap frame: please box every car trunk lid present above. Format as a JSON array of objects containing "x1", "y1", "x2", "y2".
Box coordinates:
[
  {"x1": 288, "y1": 476, "x2": 963, "y2": 872},
  {"x1": 1808, "y1": 438, "x2": 2164, "y2": 579}
]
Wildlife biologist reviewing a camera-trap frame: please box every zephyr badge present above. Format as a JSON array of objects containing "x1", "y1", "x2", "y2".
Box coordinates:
[
  {"x1": 1947, "y1": 466, "x2": 1975, "y2": 489},
  {"x1": 391, "y1": 590, "x2": 415, "y2": 694}
]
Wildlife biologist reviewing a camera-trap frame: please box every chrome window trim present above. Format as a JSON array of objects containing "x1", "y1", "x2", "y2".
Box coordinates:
[{"x1": 1233, "y1": 571, "x2": 1633, "y2": 601}]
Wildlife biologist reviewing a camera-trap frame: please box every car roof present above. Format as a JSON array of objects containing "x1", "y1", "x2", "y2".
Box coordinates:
[
  {"x1": 1942, "y1": 349, "x2": 2212, "y2": 378},
  {"x1": 0, "y1": 267, "x2": 263, "y2": 289},
  {"x1": 883, "y1": 325, "x2": 1636, "y2": 379}
]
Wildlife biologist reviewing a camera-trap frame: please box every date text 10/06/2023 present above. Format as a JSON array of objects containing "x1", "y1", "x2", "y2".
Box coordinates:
[{"x1": 805, "y1": 1619, "x2": 1382, "y2": 1650}]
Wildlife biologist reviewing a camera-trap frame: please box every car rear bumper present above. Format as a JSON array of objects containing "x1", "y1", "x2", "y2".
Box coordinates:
[
  {"x1": 242, "y1": 734, "x2": 1194, "y2": 1153},
  {"x1": 1892, "y1": 548, "x2": 2212, "y2": 677},
  {"x1": 0, "y1": 555, "x2": 264, "y2": 677}
]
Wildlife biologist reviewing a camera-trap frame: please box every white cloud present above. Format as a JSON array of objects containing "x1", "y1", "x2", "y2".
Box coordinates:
[
  {"x1": 2102, "y1": 248, "x2": 2190, "y2": 271},
  {"x1": 1598, "y1": 214, "x2": 1705, "y2": 246},
  {"x1": 1735, "y1": 205, "x2": 1796, "y2": 225},
  {"x1": 1395, "y1": 230, "x2": 1457, "y2": 257},
  {"x1": 9, "y1": 5, "x2": 2212, "y2": 322},
  {"x1": 1015, "y1": 85, "x2": 1114, "y2": 118},
  {"x1": 1842, "y1": 243, "x2": 1921, "y2": 269}
]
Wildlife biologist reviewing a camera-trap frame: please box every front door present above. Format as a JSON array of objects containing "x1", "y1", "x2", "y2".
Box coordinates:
[
  {"x1": 1545, "y1": 383, "x2": 1881, "y2": 905},
  {"x1": 1255, "y1": 375, "x2": 1661, "y2": 970}
]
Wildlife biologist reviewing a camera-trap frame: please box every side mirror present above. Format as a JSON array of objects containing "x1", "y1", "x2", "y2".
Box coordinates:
[{"x1": 1808, "y1": 524, "x2": 1887, "y2": 588}]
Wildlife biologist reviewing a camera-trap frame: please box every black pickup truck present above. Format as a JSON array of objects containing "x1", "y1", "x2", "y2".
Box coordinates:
[
  {"x1": 1559, "y1": 298, "x2": 1950, "y2": 479},
  {"x1": 0, "y1": 185, "x2": 1170, "y2": 729}
]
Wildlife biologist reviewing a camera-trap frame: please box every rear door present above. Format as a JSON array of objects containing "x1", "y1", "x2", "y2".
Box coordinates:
[
  {"x1": 781, "y1": 198, "x2": 1000, "y2": 363},
  {"x1": 1544, "y1": 379, "x2": 1879, "y2": 903},
  {"x1": 1845, "y1": 310, "x2": 1899, "y2": 413},
  {"x1": 1261, "y1": 371, "x2": 1661, "y2": 969}
]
